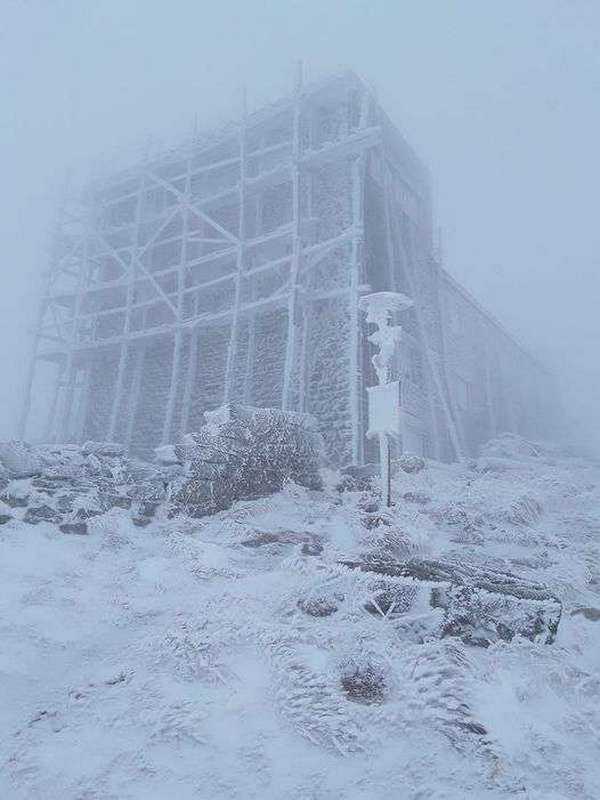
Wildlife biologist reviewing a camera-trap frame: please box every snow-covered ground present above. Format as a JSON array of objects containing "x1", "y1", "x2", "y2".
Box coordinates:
[{"x1": 1, "y1": 439, "x2": 600, "y2": 799}]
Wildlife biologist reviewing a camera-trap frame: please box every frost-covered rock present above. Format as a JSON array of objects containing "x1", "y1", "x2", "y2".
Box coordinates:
[
  {"x1": 23, "y1": 504, "x2": 62, "y2": 525},
  {"x1": 0, "y1": 460, "x2": 9, "y2": 490},
  {"x1": 173, "y1": 403, "x2": 323, "y2": 516},
  {"x1": 154, "y1": 444, "x2": 182, "y2": 467},
  {"x1": 59, "y1": 522, "x2": 88, "y2": 536},
  {"x1": 432, "y1": 583, "x2": 560, "y2": 646},
  {"x1": 36, "y1": 444, "x2": 86, "y2": 479},
  {"x1": 0, "y1": 440, "x2": 42, "y2": 478},
  {"x1": 81, "y1": 441, "x2": 125, "y2": 458},
  {"x1": 341, "y1": 557, "x2": 562, "y2": 647}
]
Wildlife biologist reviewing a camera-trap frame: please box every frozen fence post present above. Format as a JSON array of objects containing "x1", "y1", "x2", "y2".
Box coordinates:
[{"x1": 358, "y1": 291, "x2": 413, "y2": 506}]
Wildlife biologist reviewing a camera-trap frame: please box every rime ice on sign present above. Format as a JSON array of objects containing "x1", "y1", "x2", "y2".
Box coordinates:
[
  {"x1": 359, "y1": 292, "x2": 413, "y2": 385},
  {"x1": 366, "y1": 381, "x2": 402, "y2": 439},
  {"x1": 359, "y1": 292, "x2": 413, "y2": 505}
]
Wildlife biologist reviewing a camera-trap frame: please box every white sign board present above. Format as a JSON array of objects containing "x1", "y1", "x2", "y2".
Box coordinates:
[{"x1": 366, "y1": 381, "x2": 401, "y2": 438}]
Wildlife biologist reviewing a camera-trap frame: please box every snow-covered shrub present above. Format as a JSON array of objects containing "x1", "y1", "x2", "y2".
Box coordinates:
[
  {"x1": 173, "y1": 404, "x2": 323, "y2": 516},
  {"x1": 340, "y1": 657, "x2": 387, "y2": 705},
  {"x1": 364, "y1": 582, "x2": 418, "y2": 617},
  {"x1": 336, "y1": 464, "x2": 378, "y2": 493},
  {"x1": 503, "y1": 495, "x2": 543, "y2": 526},
  {"x1": 362, "y1": 525, "x2": 425, "y2": 562},
  {"x1": 298, "y1": 596, "x2": 339, "y2": 617},
  {"x1": 397, "y1": 453, "x2": 426, "y2": 474}
]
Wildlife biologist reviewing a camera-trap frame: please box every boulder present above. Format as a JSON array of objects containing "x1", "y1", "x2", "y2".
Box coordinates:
[
  {"x1": 297, "y1": 597, "x2": 339, "y2": 617},
  {"x1": 81, "y1": 441, "x2": 125, "y2": 458},
  {"x1": 59, "y1": 522, "x2": 88, "y2": 536},
  {"x1": 154, "y1": 445, "x2": 183, "y2": 467},
  {"x1": 301, "y1": 541, "x2": 323, "y2": 556},
  {"x1": 74, "y1": 506, "x2": 103, "y2": 521},
  {"x1": 571, "y1": 607, "x2": 600, "y2": 622},
  {"x1": 0, "y1": 441, "x2": 42, "y2": 478},
  {"x1": 173, "y1": 404, "x2": 323, "y2": 517},
  {"x1": 100, "y1": 494, "x2": 132, "y2": 511},
  {"x1": 0, "y1": 461, "x2": 9, "y2": 490},
  {"x1": 1, "y1": 491, "x2": 29, "y2": 508},
  {"x1": 37, "y1": 445, "x2": 86, "y2": 479},
  {"x1": 24, "y1": 505, "x2": 62, "y2": 525},
  {"x1": 132, "y1": 517, "x2": 152, "y2": 528},
  {"x1": 431, "y1": 583, "x2": 560, "y2": 647},
  {"x1": 137, "y1": 500, "x2": 160, "y2": 518},
  {"x1": 340, "y1": 557, "x2": 561, "y2": 646}
]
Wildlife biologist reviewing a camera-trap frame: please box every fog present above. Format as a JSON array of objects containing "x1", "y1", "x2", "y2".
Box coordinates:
[{"x1": 1, "y1": 0, "x2": 598, "y2": 452}]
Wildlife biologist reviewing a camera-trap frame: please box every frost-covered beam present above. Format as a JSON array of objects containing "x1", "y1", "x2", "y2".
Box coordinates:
[
  {"x1": 161, "y1": 148, "x2": 193, "y2": 446},
  {"x1": 180, "y1": 328, "x2": 198, "y2": 438},
  {"x1": 107, "y1": 177, "x2": 144, "y2": 442},
  {"x1": 223, "y1": 88, "x2": 248, "y2": 404},
  {"x1": 281, "y1": 63, "x2": 303, "y2": 412},
  {"x1": 44, "y1": 361, "x2": 65, "y2": 443},
  {"x1": 145, "y1": 169, "x2": 239, "y2": 244},
  {"x1": 301, "y1": 125, "x2": 380, "y2": 169},
  {"x1": 349, "y1": 154, "x2": 366, "y2": 465},
  {"x1": 94, "y1": 225, "x2": 180, "y2": 320},
  {"x1": 57, "y1": 230, "x2": 91, "y2": 442}
]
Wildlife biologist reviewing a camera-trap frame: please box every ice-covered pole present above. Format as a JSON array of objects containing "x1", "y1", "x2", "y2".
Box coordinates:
[{"x1": 359, "y1": 291, "x2": 413, "y2": 506}]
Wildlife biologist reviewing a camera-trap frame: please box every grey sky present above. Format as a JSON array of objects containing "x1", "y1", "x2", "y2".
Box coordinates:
[{"x1": 1, "y1": 0, "x2": 598, "y2": 447}]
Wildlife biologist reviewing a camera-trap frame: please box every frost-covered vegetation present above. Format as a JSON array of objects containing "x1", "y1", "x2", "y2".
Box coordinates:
[{"x1": 1, "y1": 432, "x2": 599, "y2": 798}]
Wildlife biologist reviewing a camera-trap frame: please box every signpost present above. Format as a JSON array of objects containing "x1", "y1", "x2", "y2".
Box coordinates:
[{"x1": 359, "y1": 291, "x2": 414, "y2": 506}]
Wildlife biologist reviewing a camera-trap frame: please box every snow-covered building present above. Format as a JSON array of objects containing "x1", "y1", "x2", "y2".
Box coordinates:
[{"x1": 22, "y1": 71, "x2": 554, "y2": 464}]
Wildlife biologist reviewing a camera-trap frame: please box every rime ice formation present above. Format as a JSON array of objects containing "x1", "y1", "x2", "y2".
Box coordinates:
[{"x1": 22, "y1": 72, "x2": 557, "y2": 465}]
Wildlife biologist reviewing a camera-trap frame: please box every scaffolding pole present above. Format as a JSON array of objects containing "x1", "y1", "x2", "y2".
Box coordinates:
[
  {"x1": 57, "y1": 230, "x2": 90, "y2": 442},
  {"x1": 223, "y1": 87, "x2": 248, "y2": 404},
  {"x1": 349, "y1": 153, "x2": 366, "y2": 465},
  {"x1": 107, "y1": 175, "x2": 144, "y2": 442},
  {"x1": 161, "y1": 147, "x2": 193, "y2": 445},
  {"x1": 125, "y1": 344, "x2": 145, "y2": 452},
  {"x1": 282, "y1": 62, "x2": 303, "y2": 411}
]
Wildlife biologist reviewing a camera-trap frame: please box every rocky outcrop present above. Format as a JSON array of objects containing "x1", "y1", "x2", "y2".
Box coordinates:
[
  {"x1": 170, "y1": 404, "x2": 323, "y2": 517},
  {"x1": 0, "y1": 440, "x2": 167, "y2": 531},
  {"x1": 0, "y1": 441, "x2": 42, "y2": 479},
  {"x1": 0, "y1": 406, "x2": 323, "y2": 527},
  {"x1": 341, "y1": 557, "x2": 562, "y2": 646}
]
